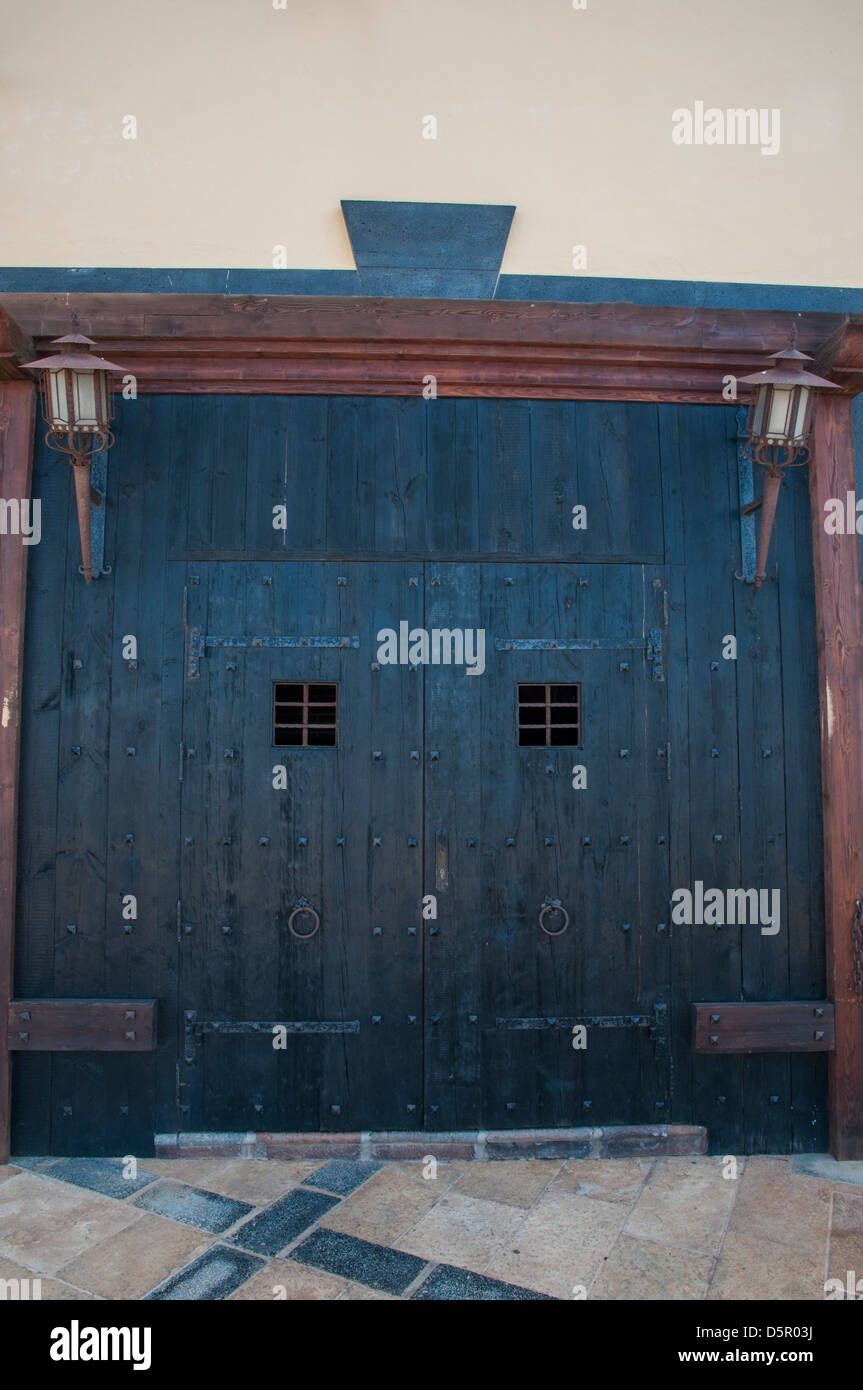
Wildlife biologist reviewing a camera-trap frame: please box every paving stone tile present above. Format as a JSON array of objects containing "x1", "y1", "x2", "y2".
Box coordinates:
[
  {"x1": 726, "y1": 1157, "x2": 831, "y2": 1253},
  {"x1": 395, "y1": 1191, "x2": 526, "y2": 1274},
  {"x1": 337, "y1": 1280, "x2": 398, "y2": 1300},
  {"x1": 0, "y1": 1172, "x2": 144, "y2": 1276},
  {"x1": 292, "y1": 1227, "x2": 427, "y2": 1295},
  {"x1": 144, "y1": 1244, "x2": 264, "y2": 1300},
  {"x1": 590, "y1": 1234, "x2": 713, "y2": 1300},
  {"x1": 302, "y1": 1159, "x2": 385, "y2": 1196},
  {"x1": 44, "y1": 1156, "x2": 158, "y2": 1200},
  {"x1": 0, "y1": 1166, "x2": 21, "y2": 1185},
  {"x1": 825, "y1": 1234, "x2": 863, "y2": 1294},
  {"x1": 830, "y1": 1190, "x2": 863, "y2": 1236},
  {"x1": 131, "y1": 1180, "x2": 253, "y2": 1234},
  {"x1": 0, "y1": 1254, "x2": 100, "y2": 1301},
  {"x1": 230, "y1": 1258, "x2": 348, "y2": 1300},
  {"x1": 412, "y1": 1263, "x2": 555, "y2": 1300},
  {"x1": 485, "y1": 1190, "x2": 625, "y2": 1297},
  {"x1": 227, "y1": 1188, "x2": 340, "y2": 1256},
  {"x1": 553, "y1": 1158, "x2": 653, "y2": 1206},
  {"x1": 791, "y1": 1154, "x2": 863, "y2": 1187},
  {"x1": 197, "y1": 1159, "x2": 320, "y2": 1204},
  {"x1": 320, "y1": 1160, "x2": 465, "y2": 1245},
  {"x1": 625, "y1": 1156, "x2": 737, "y2": 1255},
  {"x1": 708, "y1": 1230, "x2": 824, "y2": 1301},
  {"x1": 451, "y1": 1160, "x2": 562, "y2": 1209},
  {"x1": 56, "y1": 1213, "x2": 212, "y2": 1299},
  {"x1": 130, "y1": 1159, "x2": 232, "y2": 1184}
]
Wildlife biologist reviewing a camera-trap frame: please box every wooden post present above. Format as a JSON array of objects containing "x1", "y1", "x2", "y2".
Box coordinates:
[
  {"x1": 809, "y1": 393, "x2": 863, "y2": 1159},
  {"x1": 0, "y1": 379, "x2": 35, "y2": 1164}
]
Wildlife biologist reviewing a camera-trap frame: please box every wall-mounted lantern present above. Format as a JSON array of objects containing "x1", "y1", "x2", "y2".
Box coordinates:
[
  {"x1": 23, "y1": 320, "x2": 127, "y2": 584},
  {"x1": 739, "y1": 330, "x2": 841, "y2": 591}
]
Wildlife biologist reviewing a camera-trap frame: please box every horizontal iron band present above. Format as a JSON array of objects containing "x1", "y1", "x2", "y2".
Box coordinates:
[
  {"x1": 497, "y1": 637, "x2": 648, "y2": 652},
  {"x1": 196, "y1": 1020, "x2": 360, "y2": 1035},
  {"x1": 496, "y1": 1015, "x2": 652, "y2": 1030},
  {"x1": 204, "y1": 635, "x2": 360, "y2": 649}
]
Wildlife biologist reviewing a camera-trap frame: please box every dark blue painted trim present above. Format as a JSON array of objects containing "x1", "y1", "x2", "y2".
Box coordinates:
[
  {"x1": 341, "y1": 199, "x2": 515, "y2": 271},
  {"x1": 0, "y1": 268, "x2": 361, "y2": 295},
  {"x1": 2, "y1": 266, "x2": 862, "y2": 314}
]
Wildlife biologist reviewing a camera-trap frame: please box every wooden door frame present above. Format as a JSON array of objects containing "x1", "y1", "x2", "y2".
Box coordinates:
[{"x1": 2, "y1": 293, "x2": 863, "y2": 1160}]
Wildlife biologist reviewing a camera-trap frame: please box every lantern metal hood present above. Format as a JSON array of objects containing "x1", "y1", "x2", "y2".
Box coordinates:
[
  {"x1": 739, "y1": 331, "x2": 841, "y2": 591},
  {"x1": 23, "y1": 322, "x2": 128, "y2": 584}
]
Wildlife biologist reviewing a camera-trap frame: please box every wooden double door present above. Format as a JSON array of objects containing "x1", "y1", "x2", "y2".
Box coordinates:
[{"x1": 178, "y1": 558, "x2": 671, "y2": 1132}]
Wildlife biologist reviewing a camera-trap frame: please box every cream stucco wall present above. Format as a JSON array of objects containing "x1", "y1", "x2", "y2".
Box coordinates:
[{"x1": 1, "y1": 0, "x2": 861, "y2": 285}]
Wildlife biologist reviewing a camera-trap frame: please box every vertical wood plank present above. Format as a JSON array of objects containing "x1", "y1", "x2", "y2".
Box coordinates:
[
  {"x1": 809, "y1": 395, "x2": 863, "y2": 1159},
  {"x1": 0, "y1": 380, "x2": 35, "y2": 1162}
]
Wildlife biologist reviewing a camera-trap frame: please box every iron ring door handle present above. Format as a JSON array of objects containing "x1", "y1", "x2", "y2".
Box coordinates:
[
  {"x1": 539, "y1": 898, "x2": 570, "y2": 937},
  {"x1": 288, "y1": 899, "x2": 321, "y2": 940}
]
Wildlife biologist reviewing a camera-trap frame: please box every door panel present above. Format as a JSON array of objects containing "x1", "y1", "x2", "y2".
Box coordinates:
[
  {"x1": 179, "y1": 561, "x2": 424, "y2": 1132},
  {"x1": 424, "y1": 563, "x2": 671, "y2": 1129}
]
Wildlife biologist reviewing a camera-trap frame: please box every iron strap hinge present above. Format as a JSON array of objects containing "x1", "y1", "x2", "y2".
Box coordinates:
[
  {"x1": 182, "y1": 1016, "x2": 361, "y2": 1065},
  {"x1": 187, "y1": 632, "x2": 359, "y2": 679},
  {"x1": 496, "y1": 1003, "x2": 668, "y2": 1056}
]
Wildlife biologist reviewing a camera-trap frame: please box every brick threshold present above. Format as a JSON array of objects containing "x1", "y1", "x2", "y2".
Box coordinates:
[{"x1": 155, "y1": 1124, "x2": 707, "y2": 1161}]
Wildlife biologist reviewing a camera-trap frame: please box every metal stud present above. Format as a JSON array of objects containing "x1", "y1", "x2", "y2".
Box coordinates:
[
  {"x1": 223, "y1": 836, "x2": 232, "y2": 845},
  {"x1": 582, "y1": 1100, "x2": 592, "y2": 1109},
  {"x1": 506, "y1": 1101, "x2": 516, "y2": 1111},
  {"x1": 408, "y1": 1015, "x2": 416, "y2": 1024},
  {"x1": 125, "y1": 833, "x2": 134, "y2": 843},
  {"x1": 408, "y1": 926, "x2": 417, "y2": 935},
  {"x1": 263, "y1": 576, "x2": 273, "y2": 586},
  {"x1": 370, "y1": 661, "x2": 381, "y2": 672},
  {"x1": 544, "y1": 836, "x2": 554, "y2": 846},
  {"x1": 769, "y1": 1095, "x2": 779, "y2": 1103},
  {"x1": 582, "y1": 835, "x2": 591, "y2": 846},
  {"x1": 711, "y1": 748, "x2": 720, "y2": 758},
  {"x1": 373, "y1": 926, "x2": 382, "y2": 936},
  {"x1": 372, "y1": 836, "x2": 382, "y2": 848},
  {"x1": 408, "y1": 576, "x2": 419, "y2": 588},
  {"x1": 430, "y1": 577, "x2": 440, "y2": 587},
  {"x1": 710, "y1": 660, "x2": 720, "y2": 671},
  {"x1": 619, "y1": 661, "x2": 630, "y2": 672},
  {"x1": 336, "y1": 576, "x2": 347, "y2": 586},
  {"x1": 63, "y1": 1105, "x2": 72, "y2": 1117},
  {"x1": 709, "y1": 1035, "x2": 720, "y2": 1045},
  {"x1": 762, "y1": 748, "x2": 773, "y2": 757},
  {"x1": 619, "y1": 835, "x2": 630, "y2": 845},
  {"x1": 189, "y1": 576, "x2": 199, "y2": 586},
  {"x1": 714, "y1": 833, "x2": 723, "y2": 842},
  {"x1": 410, "y1": 750, "x2": 419, "y2": 761},
  {"x1": 66, "y1": 924, "x2": 77, "y2": 934},
  {"x1": 224, "y1": 748, "x2": 235, "y2": 759},
  {"x1": 72, "y1": 657, "x2": 83, "y2": 670},
  {"x1": 430, "y1": 1104, "x2": 440, "y2": 1114},
  {"x1": 710, "y1": 1013, "x2": 721, "y2": 1023},
  {"x1": 619, "y1": 748, "x2": 630, "y2": 758},
  {"x1": 429, "y1": 923, "x2": 439, "y2": 934},
  {"x1": 468, "y1": 1014, "x2": 478, "y2": 1024},
  {"x1": 127, "y1": 660, "x2": 138, "y2": 671},
  {"x1": 656, "y1": 922, "x2": 667, "y2": 933},
  {"x1": 297, "y1": 836, "x2": 307, "y2": 847},
  {"x1": 578, "y1": 577, "x2": 589, "y2": 587},
  {"x1": 505, "y1": 837, "x2": 515, "y2": 847},
  {"x1": 336, "y1": 836, "x2": 345, "y2": 847},
  {"x1": 504, "y1": 576, "x2": 514, "y2": 586},
  {"x1": 126, "y1": 747, "x2": 136, "y2": 756},
  {"x1": 407, "y1": 836, "x2": 417, "y2": 847},
  {"x1": 621, "y1": 922, "x2": 632, "y2": 932},
  {"x1": 258, "y1": 836, "x2": 269, "y2": 846},
  {"x1": 331, "y1": 1104, "x2": 341, "y2": 1115},
  {"x1": 372, "y1": 1015, "x2": 381, "y2": 1025},
  {"x1": 123, "y1": 923, "x2": 133, "y2": 934},
  {"x1": 467, "y1": 836, "x2": 477, "y2": 848},
  {"x1": 430, "y1": 1014, "x2": 441, "y2": 1024},
  {"x1": 372, "y1": 750, "x2": 382, "y2": 761},
  {"x1": 407, "y1": 1103, "x2": 416, "y2": 1113},
  {"x1": 545, "y1": 765, "x2": 555, "y2": 775},
  {"x1": 430, "y1": 750, "x2": 439, "y2": 761},
  {"x1": 226, "y1": 661, "x2": 237, "y2": 671},
  {"x1": 222, "y1": 924, "x2": 232, "y2": 935},
  {"x1": 657, "y1": 834, "x2": 666, "y2": 844}
]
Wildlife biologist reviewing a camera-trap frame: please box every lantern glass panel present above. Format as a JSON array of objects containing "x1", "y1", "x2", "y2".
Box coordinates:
[
  {"x1": 765, "y1": 385, "x2": 794, "y2": 441},
  {"x1": 791, "y1": 386, "x2": 811, "y2": 443},
  {"x1": 749, "y1": 386, "x2": 768, "y2": 438},
  {"x1": 46, "y1": 368, "x2": 73, "y2": 431},
  {"x1": 72, "y1": 370, "x2": 101, "y2": 432}
]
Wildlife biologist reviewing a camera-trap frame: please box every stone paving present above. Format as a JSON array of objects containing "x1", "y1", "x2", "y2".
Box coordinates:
[{"x1": 0, "y1": 1153, "x2": 861, "y2": 1300}]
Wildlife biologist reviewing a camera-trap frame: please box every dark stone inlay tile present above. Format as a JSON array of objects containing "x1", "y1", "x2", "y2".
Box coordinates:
[
  {"x1": 292, "y1": 1227, "x2": 427, "y2": 1295},
  {"x1": 143, "y1": 1245, "x2": 264, "y2": 1301},
  {"x1": 227, "y1": 1188, "x2": 340, "y2": 1256},
  {"x1": 132, "y1": 1180, "x2": 253, "y2": 1233},
  {"x1": 412, "y1": 1264, "x2": 556, "y2": 1301},
  {"x1": 45, "y1": 1156, "x2": 158, "y2": 1199},
  {"x1": 302, "y1": 1159, "x2": 384, "y2": 1196}
]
